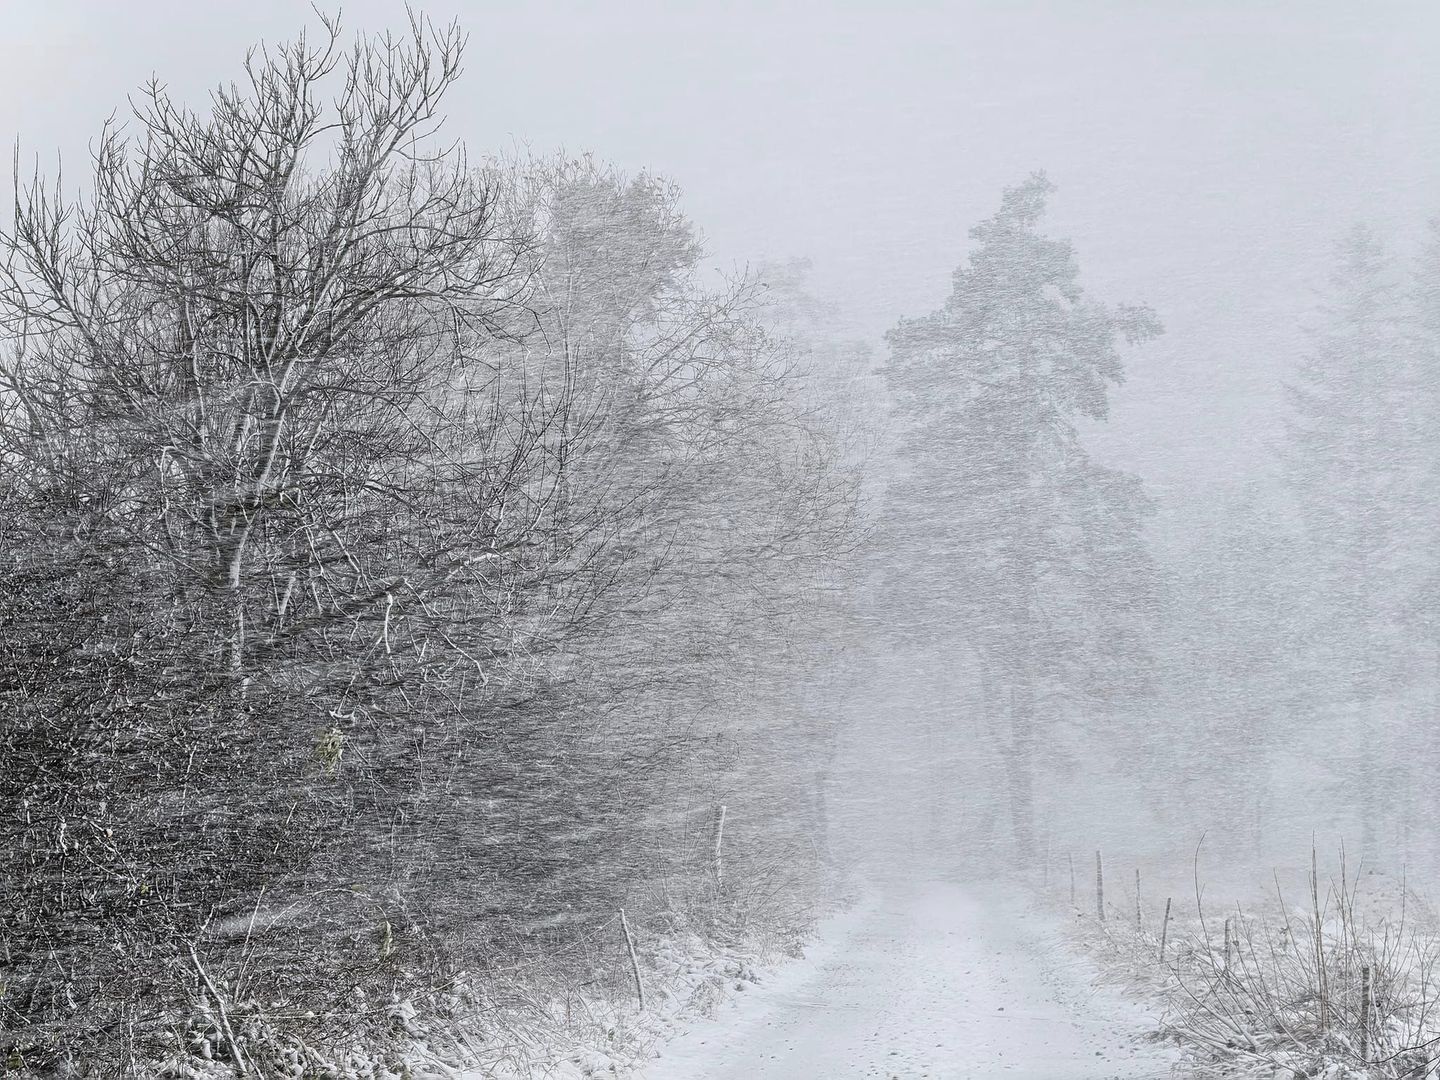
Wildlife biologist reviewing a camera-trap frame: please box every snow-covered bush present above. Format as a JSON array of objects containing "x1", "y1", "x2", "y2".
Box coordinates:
[{"x1": 0, "y1": 12, "x2": 863, "y2": 1076}]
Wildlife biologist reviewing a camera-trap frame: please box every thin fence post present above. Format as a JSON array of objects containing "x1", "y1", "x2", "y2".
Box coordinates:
[
  {"x1": 712, "y1": 804, "x2": 727, "y2": 891},
  {"x1": 1135, "y1": 868, "x2": 1142, "y2": 929},
  {"x1": 619, "y1": 908, "x2": 646, "y2": 1011},
  {"x1": 1069, "y1": 852, "x2": 1076, "y2": 907},
  {"x1": 1359, "y1": 964, "x2": 1370, "y2": 1065},
  {"x1": 1095, "y1": 851, "x2": 1105, "y2": 922},
  {"x1": 1159, "y1": 897, "x2": 1172, "y2": 964},
  {"x1": 1312, "y1": 847, "x2": 1329, "y2": 1033}
]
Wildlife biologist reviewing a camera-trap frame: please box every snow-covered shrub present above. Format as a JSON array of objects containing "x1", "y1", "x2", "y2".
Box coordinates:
[
  {"x1": 0, "y1": 13, "x2": 862, "y2": 1077},
  {"x1": 1069, "y1": 852, "x2": 1440, "y2": 1079}
]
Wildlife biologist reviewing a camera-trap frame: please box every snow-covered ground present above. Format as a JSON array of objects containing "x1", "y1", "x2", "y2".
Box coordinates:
[{"x1": 641, "y1": 880, "x2": 1179, "y2": 1079}]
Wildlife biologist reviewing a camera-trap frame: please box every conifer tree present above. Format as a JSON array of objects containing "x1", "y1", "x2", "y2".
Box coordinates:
[
  {"x1": 882, "y1": 174, "x2": 1161, "y2": 858},
  {"x1": 1284, "y1": 225, "x2": 1412, "y2": 859}
]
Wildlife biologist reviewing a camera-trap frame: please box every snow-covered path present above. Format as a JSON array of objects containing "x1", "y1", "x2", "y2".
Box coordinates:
[{"x1": 643, "y1": 881, "x2": 1178, "y2": 1079}]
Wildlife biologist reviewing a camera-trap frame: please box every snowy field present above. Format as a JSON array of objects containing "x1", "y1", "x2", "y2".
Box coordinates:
[{"x1": 643, "y1": 881, "x2": 1177, "y2": 1079}]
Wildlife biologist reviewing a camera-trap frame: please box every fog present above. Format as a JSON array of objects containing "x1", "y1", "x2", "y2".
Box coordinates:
[
  {"x1": 3, "y1": 4, "x2": 1440, "y2": 1076},
  {"x1": 9, "y1": 4, "x2": 1440, "y2": 504}
]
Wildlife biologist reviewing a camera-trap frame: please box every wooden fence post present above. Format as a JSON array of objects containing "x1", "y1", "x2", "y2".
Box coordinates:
[
  {"x1": 712, "y1": 804, "x2": 727, "y2": 890},
  {"x1": 1159, "y1": 897, "x2": 1172, "y2": 963},
  {"x1": 1095, "y1": 851, "x2": 1105, "y2": 922},
  {"x1": 1312, "y1": 846, "x2": 1329, "y2": 1033},
  {"x1": 619, "y1": 908, "x2": 646, "y2": 1011},
  {"x1": 1359, "y1": 964, "x2": 1370, "y2": 1064}
]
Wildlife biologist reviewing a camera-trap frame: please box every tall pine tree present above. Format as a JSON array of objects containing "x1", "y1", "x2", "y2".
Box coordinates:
[
  {"x1": 1284, "y1": 224, "x2": 1413, "y2": 861},
  {"x1": 882, "y1": 174, "x2": 1161, "y2": 859}
]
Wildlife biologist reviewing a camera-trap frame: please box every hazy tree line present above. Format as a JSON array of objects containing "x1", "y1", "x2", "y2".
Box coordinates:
[
  {"x1": 866, "y1": 175, "x2": 1440, "y2": 887},
  {"x1": 0, "y1": 18, "x2": 865, "y2": 1073},
  {"x1": 1160, "y1": 219, "x2": 1440, "y2": 870}
]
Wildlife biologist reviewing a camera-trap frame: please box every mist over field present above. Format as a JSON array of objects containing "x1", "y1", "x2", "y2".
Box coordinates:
[{"x1": 1, "y1": 4, "x2": 1438, "y2": 1078}]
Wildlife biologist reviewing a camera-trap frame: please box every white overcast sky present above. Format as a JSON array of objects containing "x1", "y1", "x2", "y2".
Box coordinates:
[{"x1": 2, "y1": 1, "x2": 1438, "y2": 522}]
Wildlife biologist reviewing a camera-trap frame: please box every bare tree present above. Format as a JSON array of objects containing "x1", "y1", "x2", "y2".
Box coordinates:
[{"x1": 0, "y1": 20, "x2": 864, "y2": 1075}]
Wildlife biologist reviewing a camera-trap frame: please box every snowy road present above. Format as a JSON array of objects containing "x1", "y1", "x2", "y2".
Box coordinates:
[{"x1": 644, "y1": 881, "x2": 1177, "y2": 1079}]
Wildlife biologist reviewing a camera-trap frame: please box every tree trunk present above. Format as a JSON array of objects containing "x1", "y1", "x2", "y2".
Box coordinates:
[
  {"x1": 1005, "y1": 677, "x2": 1037, "y2": 862},
  {"x1": 812, "y1": 765, "x2": 829, "y2": 858},
  {"x1": 1358, "y1": 713, "x2": 1377, "y2": 864}
]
